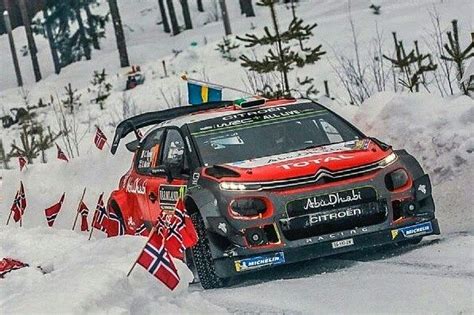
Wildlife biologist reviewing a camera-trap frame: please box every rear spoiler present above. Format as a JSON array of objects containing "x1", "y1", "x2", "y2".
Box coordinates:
[{"x1": 110, "y1": 101, "x2": 234, "y2": 154}]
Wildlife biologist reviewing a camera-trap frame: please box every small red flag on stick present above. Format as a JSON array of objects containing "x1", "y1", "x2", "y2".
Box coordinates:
[
  {"x1": 94, "y1": 127, "x2": 108, "y2": 150},
  {"x1": 56, "y1": 144, "x2": 69, "y2": 162},
  {"x1": 45, "y1": 193, "x2": 65, "y2": 227},
  {"x1": 18, "y1": 156, "x2": 27, "y2": 171}
]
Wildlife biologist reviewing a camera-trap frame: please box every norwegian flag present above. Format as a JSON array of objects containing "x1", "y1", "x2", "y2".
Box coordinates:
[
  {"x1": 94, "y1": 127, "x2": 108, "y2": 150},
  {"x1": 91, "y1": 194, "x2": 108, "y2": 233},
  {"x1": 56, "y1": 144, "x2": 69, "y2": 162},
  {"x1": 137, "y1": 231, "x2": 180, "y2": 290},
  {"x1": 78, "y1": 201, "x2": 89, "y2": 232},
  {"x1": 107, "y1": 211, "x2": 125, "y2": 237},
  {"x1": 18, "y1": 156, "x2": 27, "y2": 171},
  {"x1": 10, "y1": 191, "x2": 22, "y2": 223},
  {"x1": 0, "y1": 258, "x2": 29, "y2": 278},
  {"x1": 164, "y1": 198, "x2": 198, "y2": 260},
  {"x1": 44, "y1": 193, "x2": 65, "y2": 227},
  {"x1": 11, "y1": 182, "x2": 27, "y2": 222}
]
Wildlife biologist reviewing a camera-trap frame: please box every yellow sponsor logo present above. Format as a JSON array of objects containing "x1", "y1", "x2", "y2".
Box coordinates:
[{"x1": 391, "y1": 229, "x2": 399, "y2": 240}]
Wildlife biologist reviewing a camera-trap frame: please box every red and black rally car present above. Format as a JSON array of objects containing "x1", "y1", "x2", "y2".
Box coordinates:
[{"x1": 108, "y1": 98, "x2": 440, "y2": 289}]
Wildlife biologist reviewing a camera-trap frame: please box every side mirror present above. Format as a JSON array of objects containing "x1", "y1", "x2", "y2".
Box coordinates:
[{"x1": 125, "y1": 139, "x2": 139, "y2": 152}]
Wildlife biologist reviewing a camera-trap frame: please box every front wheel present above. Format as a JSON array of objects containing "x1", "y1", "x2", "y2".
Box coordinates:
[{"x1": 190, "y1": 212, "x2": 226, "y2": 289}]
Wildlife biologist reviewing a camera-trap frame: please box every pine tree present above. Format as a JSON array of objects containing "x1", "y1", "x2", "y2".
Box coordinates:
[
  {"x1": 240, "y1": 0, "x2": 256, "y2": 17},
  {"x1": 216, "y1": 36, "x2": 239, "y2": 62},
  {"x1": 18, "y1": 0, "x2": 41, "y2": 81},
  {"x1": 180, "y1": 0, "x2": 193, "y2": 30},
  {"x1": 88, "y1": 69, "x2": 113, "y2": 110},
  {"x1": 237, "y1": 0, "x2": 325, "y2": 97},
  {"x1": 196, "y1": 0, "x2": 204, "y2": 12},
  {"x1": 108, "y1": 0, "x2": 130, "y2": 67},
  {"x1": 62, "y1": 83, "x2": 82, "y2": 114},
  {"x1": 441, "y1": 20, "x2": 474, "y2": 94},
  {"x1": 383, "y1": 32, "x2": 437, "y2": 92},
  {"x1": 158, "y1": 0, "x2": 171, "y2": 33},
  {"x1": 166, "y1": 0, "x2": 180, "y2": 36}
]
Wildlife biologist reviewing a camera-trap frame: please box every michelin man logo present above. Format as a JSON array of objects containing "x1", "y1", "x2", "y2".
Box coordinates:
[
  {"x1": 418, "y1": 184, "x2": 427, "y2": 195},
  {"x1": 218, "y1": 222, "x2": 227, "y2": 234}
]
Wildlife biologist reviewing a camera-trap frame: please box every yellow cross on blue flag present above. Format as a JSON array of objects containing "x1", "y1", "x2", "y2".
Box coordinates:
[{"x1": 187, "y1": 82, "x2": 222, "y2": 105}]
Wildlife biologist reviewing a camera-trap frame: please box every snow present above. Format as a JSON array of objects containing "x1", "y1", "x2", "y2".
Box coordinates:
[{"x1": 1, "y1": 0, "x2": 473, "y2": 313}]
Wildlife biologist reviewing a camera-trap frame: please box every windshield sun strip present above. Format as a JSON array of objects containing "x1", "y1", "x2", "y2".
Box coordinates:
[{"x1": 191, "y1": 109, "x2": 327, "y2": 137}]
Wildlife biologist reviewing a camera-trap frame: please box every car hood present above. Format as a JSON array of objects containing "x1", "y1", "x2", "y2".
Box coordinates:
[{"x1": 220, "y1": 139, "x2": 392, "y2": 182}]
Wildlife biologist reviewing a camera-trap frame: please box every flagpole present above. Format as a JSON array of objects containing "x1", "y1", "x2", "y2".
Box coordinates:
[
  {"x1": 19, "y1": 181, "x2": 23, "y2": 227},
  {"x1": 5, "y1": 189, "x2": 19, "y2": 226},
  {"x1": 181, "y1": 74, "x2": 265, "y2": 99},
  {"x1": 88, "y1": 192, "x2": 104, "y2": 240},
  {"x1": 126, "y1": 225, "x2": 157, "y2": 277},
  {"x1": 72, "y1": 187, "x2": 87, "y2": 230}
]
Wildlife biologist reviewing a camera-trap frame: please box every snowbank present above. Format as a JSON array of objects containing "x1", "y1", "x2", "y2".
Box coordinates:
[
  {"x1": 0, "y1": 227, "x2": 226, "y2": 314},
  {"x1": 352, "y1": 92, "x2": 473, "y2": 184}
]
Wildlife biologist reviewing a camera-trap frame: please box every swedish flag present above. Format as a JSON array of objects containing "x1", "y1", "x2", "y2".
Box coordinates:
[{"x1": 187, "y1": 82, "x2": 222, "y2": 105}]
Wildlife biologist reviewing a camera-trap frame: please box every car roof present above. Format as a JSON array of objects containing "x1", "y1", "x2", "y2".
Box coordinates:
[{"x1": 154, "y1": 98, "x2": 313, "y2": 130}]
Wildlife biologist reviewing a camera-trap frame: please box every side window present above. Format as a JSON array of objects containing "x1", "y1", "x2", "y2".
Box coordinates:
[
  {"x1": 136, "y1": 129, "x2": 164, "y2": 175},
  {"x1": 318, "y1": 118, "x2": 344, "y2": 143},
  {"x1": 162, "y1": 129, "x2": 187, "y2": 169}
]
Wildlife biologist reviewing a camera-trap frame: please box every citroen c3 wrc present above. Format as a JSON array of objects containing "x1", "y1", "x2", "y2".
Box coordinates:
[{"x1": 107, "y1": 98, "x2": 440, "y2": 289}]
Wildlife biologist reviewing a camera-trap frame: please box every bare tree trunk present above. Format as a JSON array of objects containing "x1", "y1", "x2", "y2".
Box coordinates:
[
  {"x1": 3, "y1": 10, "x2": 23, "y2": 86},
  {"x1": 43, "y1": 9, "x2": 61, "y2": 74},
  {"x1": 108, "y1": 0, "x2": 130, "y2": 67},
  {"x1": 180, "y1": 0, "x2": 192, "y2": 30},
  {"x1": 240, "y1": 0, "x2": 255, "y2": 17},
  {"x1": 196, "y1": 0, "x2": 204, "y2": 12},
  {"x1": 84, "y1": 3, "x2": 100, "y2": 49},
  {"x1": 219, "y1": 0, "x2": 232, "y2": 36},
  {"x1": 18, "y1": 0, "x2": 41, "y2": 81},
  {"x1": 158, "y1": 0, "x2": 170, "y2": 33},
  {"x1": 166, "y1": 0, "x2": 180, "y2": 36},
  {"x1": 73, "y1": 2, "x2": 91, "y2": 60},
  {"x1": 269, "y1": 1, "x2": 289, "y2": 95}
]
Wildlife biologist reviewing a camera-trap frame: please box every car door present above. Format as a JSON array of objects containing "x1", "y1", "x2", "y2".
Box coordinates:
[
  {"x1": 133, "y1": 128, "x2": 165, "y2": 223},
  {"x1": 145, "y1": 128, "x2": 189, "y2": 223}
]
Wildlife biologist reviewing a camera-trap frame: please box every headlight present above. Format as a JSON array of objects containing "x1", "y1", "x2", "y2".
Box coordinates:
[
  {"x1": 230, "y1": 198, "x2": 267, "y2": 217},
  {"x1": 385, "y1": 169, "x2": 409, "y2": 191},
  {"x1": 219, "y1": 182, "x2": 261, "y2": 191},
  {"x1": 379, "y1": 152, "x2": 397, "y2": 167}
]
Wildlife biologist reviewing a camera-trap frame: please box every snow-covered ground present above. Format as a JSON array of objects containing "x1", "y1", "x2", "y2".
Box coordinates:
[{"x1": 1, "y1": 0, "x2": 473, "y2": 314}]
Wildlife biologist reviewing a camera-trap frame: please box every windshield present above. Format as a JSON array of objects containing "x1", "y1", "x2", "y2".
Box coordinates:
[{"x1": 188, "y1": 102, "x2": 362, "y2": 166}]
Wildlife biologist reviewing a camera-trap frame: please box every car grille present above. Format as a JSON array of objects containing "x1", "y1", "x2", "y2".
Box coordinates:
[
  {"x1": 280, "y1": 187, "x2": 387, "y2": 240},
  {"x1": 253, "y1": 160, "x2": 385, "y2": 191}
]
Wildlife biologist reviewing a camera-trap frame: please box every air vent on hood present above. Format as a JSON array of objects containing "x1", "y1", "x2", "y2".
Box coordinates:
[{"x1": 205, "y1": 165, "x2": 241, "y2": 179}]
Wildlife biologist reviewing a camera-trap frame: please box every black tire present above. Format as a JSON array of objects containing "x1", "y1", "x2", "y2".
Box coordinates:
[{"x1": 190, "y1": 212, "x2": 226, "y2": 289}]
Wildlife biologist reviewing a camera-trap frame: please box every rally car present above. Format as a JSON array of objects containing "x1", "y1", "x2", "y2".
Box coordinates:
[{"x1": 108, "y1": 98, "x2": 440, "y2": 289}]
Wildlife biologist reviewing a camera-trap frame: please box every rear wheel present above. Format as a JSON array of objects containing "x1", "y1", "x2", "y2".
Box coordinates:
[{"x1": 190, "y1": 212, "x2": 226, "y2": 289}]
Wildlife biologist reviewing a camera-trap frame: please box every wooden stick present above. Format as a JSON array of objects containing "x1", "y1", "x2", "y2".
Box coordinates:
[
  {"x1": 5, "y1": 189, "x2": 19, "y2": 226},
  {"x1": 72, "y1": 187, "x2": 87, "y2": 231},
  {"x1": 88, "y1": 221, "x2": 95, "y2": 240},
  {"x1": 126, "y1": 226, "x2": 156, "y2": 277}
]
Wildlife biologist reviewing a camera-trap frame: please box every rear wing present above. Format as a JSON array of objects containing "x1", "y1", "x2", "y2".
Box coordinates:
[{"x1": 110, "y1": 101, "x2": 234, "y2": 154}]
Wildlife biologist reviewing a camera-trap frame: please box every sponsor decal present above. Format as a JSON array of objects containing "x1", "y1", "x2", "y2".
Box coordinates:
[
  {"x1": 331, "y1": 238, "x2": 354, "y2": 249},
  {"x1": 127, "y1": 217, "x2": 136, "y2": 229},
  {"x1": 191, "y1": 172, "x2": 200, "y2": 185},
  {"x1": 159, "y1": 185, "x2": 185, "y2": 211},
  {"x1": 287, "y1": 187, "x2": 377, "y2": 216},
  {"x1": 304, "y1": 189, "x2": 362, "y2": 210},
  {"x1": 392, "y1": 222, "x2": 433, "y2": 239},
  {"x1": 309, "y1": 208, "x2": 362, "y2": 226},
  {"x1": 418, "y1": 184, "x2": 427, "y2": 195},
  {"x1": 279, "y1": 154, "x2": 354, "y2": 170},
  {"x1": 126, "y1": 177, "x2": 147, "y2": 195},
  {"x1": 218, "y1": 222, "x2": 228, "y2": 234},
  {"x1": 225, "y1": 140, "x2": 361, "y2": 169},
  {"x1": 234, "y1": 252, "x2": 285, "y2": 272},
  {"x1": 391, "y1": 229, "x2": 399, "y2": 240}
]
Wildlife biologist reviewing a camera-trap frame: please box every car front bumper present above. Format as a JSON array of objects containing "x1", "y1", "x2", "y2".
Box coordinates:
[{"x1": 213, "y1": 218, "x2": 440, "y2": 278}]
